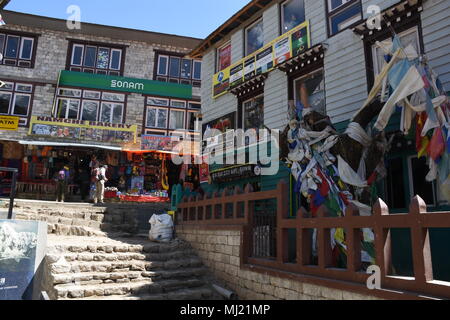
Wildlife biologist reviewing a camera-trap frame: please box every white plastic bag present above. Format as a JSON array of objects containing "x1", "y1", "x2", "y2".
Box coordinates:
[{"x1": 149, "y1": 214, "x2": 174, "y2": 242}]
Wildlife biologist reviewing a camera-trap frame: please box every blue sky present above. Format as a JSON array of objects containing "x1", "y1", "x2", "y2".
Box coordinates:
[{"x1": 4, "y1": 0, "x2": 251, "y2": 39}]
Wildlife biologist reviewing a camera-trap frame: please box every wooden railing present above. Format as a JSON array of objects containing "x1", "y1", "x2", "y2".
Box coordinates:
[{"x1": 177, "y1": 181, "x2": 450, "y2": 299}]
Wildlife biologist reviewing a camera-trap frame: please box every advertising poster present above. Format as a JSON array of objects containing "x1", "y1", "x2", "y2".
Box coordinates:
[
  {"x1": 199, "y1": 156, "x2": 210, "y2": 184},
  {"x1": 291, "y1": 25, "x2": 309, "y2": 57},
  {"x1": 229, "y1": 63, "x2": 244, "y2": 88},
  {"x1": 0, "y1": 220, "x2": 47, "y2": 300},
  {"x1": 244, "y1": 56, "x2": 256, "y2": 82},
  {"x1": 212, "y1": 66, "x2": 231, "y2": 99},
  {"x1": 255, "y1": 46, "x2": 274, "y2": 76},
  {"x1": 28, "y1": 117, "x2": 137, "y2": 144},
  {"x1": 274, "y1": 37, "x2": 292, "y2": 65},
  {"x1": 141, "y1": 135, "x2": 180, "y2": 152}
]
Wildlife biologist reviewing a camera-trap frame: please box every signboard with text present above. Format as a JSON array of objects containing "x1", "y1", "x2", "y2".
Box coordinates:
[
  {"x1": 212, "y1": 21, "x2": 310, "y2": 99},
  {"x1": 0, "y1": 116, "x2": 19, "y2": 131},
  {"x1": 28, "y1": 116, "x2": 137, "y2": 144}
]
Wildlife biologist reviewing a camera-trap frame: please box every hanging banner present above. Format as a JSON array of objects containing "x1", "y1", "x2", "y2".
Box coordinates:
[
  {"x1": 28, "y1": 116, "x2": 137, "y2": 144},
  {"x1": 212, "y1": 20, "x2": 310, "y2": 99},
  {"x1": 199, "y1": 155, "x2": 210, "y2": 184},
  {"x1": 141, "y1": 135, "x2": 180, "y2": 152}
]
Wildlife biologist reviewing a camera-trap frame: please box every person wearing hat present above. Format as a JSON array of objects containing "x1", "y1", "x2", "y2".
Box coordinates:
[{"x1": 94, "y1": 164, "x2": 108, "y2": 204}]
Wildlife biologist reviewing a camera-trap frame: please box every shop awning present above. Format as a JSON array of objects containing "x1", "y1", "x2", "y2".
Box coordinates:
[{"x1": 18, "y1": 140, "x2": 122, "y2": 151}]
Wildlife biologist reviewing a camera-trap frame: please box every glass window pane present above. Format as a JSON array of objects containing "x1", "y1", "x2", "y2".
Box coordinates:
[
  {"x1": 101, "y1": 103, "x2": 112, "y2": 122},
  {"x1": 147, "y1": 97, "x2": 169, "y2": 106},
  {"x1": 20, "y1": 38, "x2": 34, "y2": 60},
  {"x1": 158, "y1": 56, "x2": 168, "y2": 75},
  {"x1": 5, "y1": 36, "x2": 19, "y2": 58},
  {"x1": 72, "y1": 45, "x2": 84, "y2": 65},
  {"x1": 0, "y1": 92, "x2": 11, "y2": 114},
  {"x1": 193, "y1": 61, "x2": 202, "y2": 80},
  {"x1": 81, "y1": 101, "x2": 99, "y2": 121},
  {"x1": 84, "y1": 46, "x2": 97, "y2": 67},
  {"x1": 188, "y1": 112, "x2": 197, "y2": 131},
  {"x1": 58, "y1": 89, "x2": 81, "y2": 97},
  {"x1": 68, "y1": 100, "x2": 79, "y2": 119},
  {"x1": 12, "y1": 94, "x2": 30, "y2": 116},
  {"x1": 169, "y1": 57, "x2": 180, "y2": 78},
  {"x1": 112, "y1": 104, "x2": 123, "y2": 123},
  {"x1": 181, "y1": 59, "x2": 192, "y2": 79},
  {"x1": 330, "y1": 2, "x2": 361, "y2": 35},
  {"x1": 110, "y1": 50, "x2": 121, "y2": 70},
  {"x1": 157, "y1": 109, "x2": 167, "y2": 128},
  {"x1": 83, "y1": 91, "x2": 101, "y2": 99},
  {"x1": 15, "y1": 84, "x2": 33, "y2": 93},
  {"x1": 218, "y1": 44, "x2": 231, "y2": 71},
  {"x1": 102, "y1": 92, "x2": 125, "y2": 102},
  {"x1": 244, "y1": 96, "x2": 264, "y2": 130},
  {"x1": 147, "y1": 108, "x2": 157, "y2": 127},
  {"x1": 57, "y1": 99, "x2": 68, "y2": 118},
  {"x1": 170, "y1": 110, "x2": 185, "y2": 129},
  {"x1": 246, "y1": 20, "x2": 264, "y2": 55},
  {"x1": 97, "y1": 48, "x2": 110, "y2": 69},
  {"x1": 330, "y1": 0, "x2": 346, "y2": 11},
  {"x1": 189, "y1": 102, "x2": 201, "y2": 109},
  {"x1": 295, "y1": 70, "x2": 326, "y2": 114},
  {"x1": 171, "y1": 100, "x2": 186, "y2": 108},
  {"x1": 0, "y1": 35, "x2": 5, "y2": 54},
  {"x1": 282, "y1": 0, "x2": 305, "y2": 33}
]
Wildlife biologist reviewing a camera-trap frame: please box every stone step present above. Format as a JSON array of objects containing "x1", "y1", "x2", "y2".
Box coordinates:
[
  {"x1": 54, "y1": 277, "x2": 208, "y2": 299},
  {"x1": 50, "y1": 256, "x2": 203, "y2": 275},
  {"x1": 52, "y1": 267, "x2": 208, "y2": 285},
  {"x1": 59, "y1": 286, "x2": 214, "y2": 300}
]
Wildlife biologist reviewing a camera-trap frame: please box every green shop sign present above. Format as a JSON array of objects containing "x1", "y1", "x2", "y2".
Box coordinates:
[{"x1": 58, "y1": 70, "x2": 192, "y2": 99}]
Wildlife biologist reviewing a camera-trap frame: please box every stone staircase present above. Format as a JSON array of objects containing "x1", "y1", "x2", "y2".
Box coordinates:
[{"x1": 6, "y1": 200, "x2": 222, "y2": 300}]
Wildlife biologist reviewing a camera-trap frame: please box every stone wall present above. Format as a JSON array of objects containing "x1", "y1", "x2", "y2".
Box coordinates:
[{"x1": 176, "y1": 225, "x2": 381, "y2": 300}]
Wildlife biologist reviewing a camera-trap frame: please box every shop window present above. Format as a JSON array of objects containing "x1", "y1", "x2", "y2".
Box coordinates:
[
  {"x1": 217, "y1": 42, "x2": 231, "y2": 72},
  {"x1": 0, "y1": 33, "x2": 36, "y2": 68},
  {"x1": 281, "y1": 0, "x2": 305, "y2": 33},
  {"x1": 293, "y1": 69, "x2": 326, "y2": 115},
  {"x1": 68, "y1": 42, "x2": 124, "y2": 76},
  {"x1": 246, "y1": 18, "x2": 264, "y2": 55},
  {"x1": 169, "y1": 109, "x2": 185, "y2": 130},
  {"x1": 146, "y1": 107, "x2": 168, "y2": 129},
  {"x1": 0, "y1": 82, "x2": 33, "y2": 126},
  {"x1": 55, "y1": 88, "x2": 125, "y2": 123},
  {"x1": 154, "y1": 51, "x2": 202, "y2": 86},
  {"x1": 327, "y1": 0, "x2": 362, "y2": 36},
  {"x1": 243, "y1": 95, "x2": 264, "y2": 130}
]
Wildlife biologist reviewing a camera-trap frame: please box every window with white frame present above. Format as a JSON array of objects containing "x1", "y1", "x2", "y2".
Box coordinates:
[
  {"x1": 327, "y1": 0, "x2": 362, "y2": 36},
  {"x1": 245, "y1": 18, "x2": 264, "y2": 56},
  {"x1": 55, "y1": 88, "x2": 125, "y2": 123},
  {"x1": 187, "y1": 110, "x2": 200, "y2": 131},
  {"x1": 281, "y1": 0, "x2": 305, "y2": 33},
  {"x1": 69, "y1": 42, "x2": 123, "y2": 76},
  {"x1": 293, "y1": 69, "x2": 326, "y2": 115},
  {"x1": 0, "y1": 81, "x2": 33, "y2": 126},
  {"x1": 217, "y1": 42, "x2": 231, "y2": 72},
  {"x1": 169, "y1": 109, "x2": 186, "y2": 130},
  {"x1": 154, "y1": 52, "x2": 202, "y2": 87},
  {"x1": 146, "y1": 107, "x2": 168, "y2": 129},
  {"x1": 0, "y1": 33, "x2": 36, "y2": 67}
]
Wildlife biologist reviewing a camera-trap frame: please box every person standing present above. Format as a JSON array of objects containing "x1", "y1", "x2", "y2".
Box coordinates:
[
  {"x1": 54, "y1": 165, "x2": 69, "y2": 202},
  {"x1": 94, "y1": 164, "x2": 108, "y2": 204}
]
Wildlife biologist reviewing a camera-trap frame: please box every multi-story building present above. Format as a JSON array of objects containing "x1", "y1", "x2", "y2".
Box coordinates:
[
  {"x1": 0, "y1": 10, "x2": 202, "y2": 199},
  {"x1": 191, "y1": 0, "x2": 450, "y2": 213}
]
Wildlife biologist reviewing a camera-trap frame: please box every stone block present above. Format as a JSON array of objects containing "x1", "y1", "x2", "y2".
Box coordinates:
[{"x1": 302, "y1": 283, "x2": 322, "y2": 298}]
